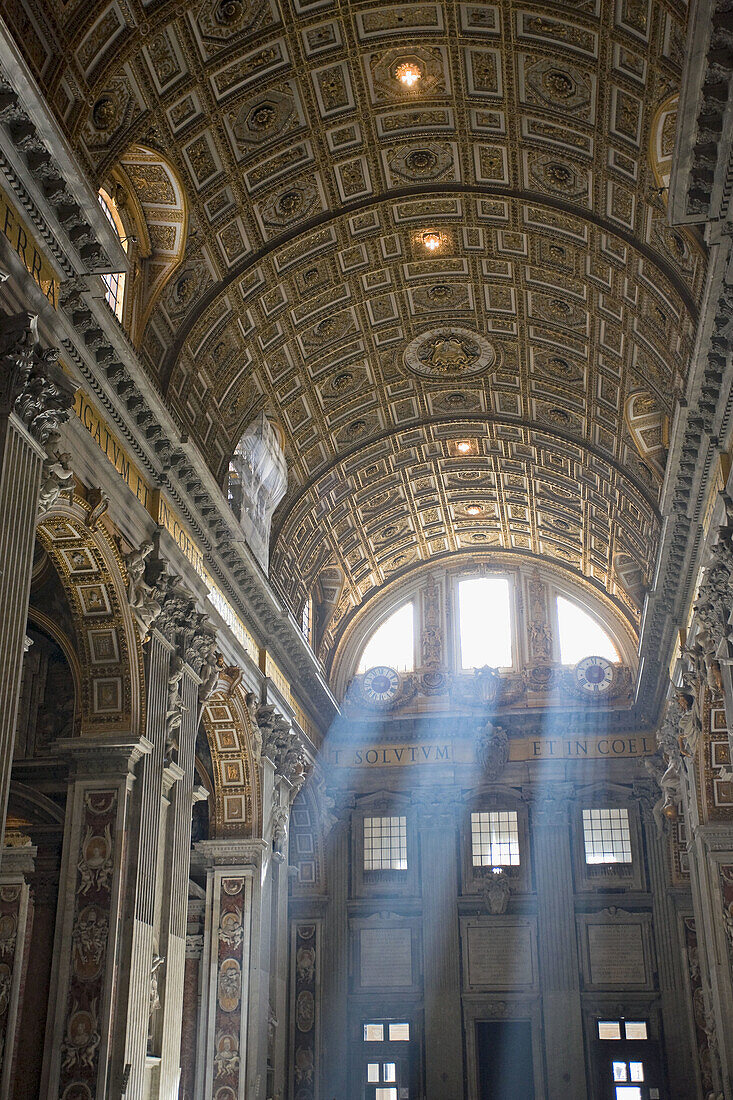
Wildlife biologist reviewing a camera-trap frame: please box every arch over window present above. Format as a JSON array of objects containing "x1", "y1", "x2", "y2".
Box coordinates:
[
  {"x1": 358, "y1": 602, "x2": 414, "y2": 673},
  {"x1": 228, "y1": 411, "x2": 287, "y2": 571},
  {"x1": 98, "y1": 188, "x2": 127, "y2": 321},
  {"x1": 649, "y1": 93, "x2": 678, "y2": 195},
  {"x1": 102, "y1": 145, "x2": 188, "y2": 346},
  {"x1": 458, "y1": 576, "x2": 512, "y2": 669},
  {"x1": 556, "y1": 596, "x2": 619, "y2": 665}
]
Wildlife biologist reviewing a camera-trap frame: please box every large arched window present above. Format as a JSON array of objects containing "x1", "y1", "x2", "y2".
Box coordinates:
[
  {"x1": 458, "y1": 576, "x2": 513, "y2": 669},
  {"x1": 556, "y1": 596, "x2": 619, "y2": 665},
  {"x1": 358, "y1": 603, "x2": 414, "y2": 673},
  {"x1": 97, "y1": 188, "x2": 127, "y2": 322}
]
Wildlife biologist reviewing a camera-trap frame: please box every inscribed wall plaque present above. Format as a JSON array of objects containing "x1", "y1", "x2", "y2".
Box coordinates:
[
  {"x1": 360, "y1": 927, "x2": 412, "y2": 987},
  {"x1": 587, "y1": 922, "x2": 646, "y2": 986},
  {"x1": 464, "y1": 920, "x2": 535, "y2": 989}
]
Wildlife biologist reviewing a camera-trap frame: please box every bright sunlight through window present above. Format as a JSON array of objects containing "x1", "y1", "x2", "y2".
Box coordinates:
[
  {"x1": 459, "y1": 577, "x2": 512, "y2": 669},
  {"x1": 557, "y1": 596, "x2": 619, "y2": 665},
  {"x1": 358, "y1": 603, "x2": 414, "y2": 673}
]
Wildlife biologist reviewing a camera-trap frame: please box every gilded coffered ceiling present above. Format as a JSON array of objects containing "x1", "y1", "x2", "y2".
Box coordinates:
[{"x1": 6, "y1": 0, "x2": 706, "y2": 662}]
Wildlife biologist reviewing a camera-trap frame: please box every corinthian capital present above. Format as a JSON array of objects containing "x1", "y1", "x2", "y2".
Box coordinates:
[{"x1": 0, "y1": 313, "x2": 76, "y2": 445}]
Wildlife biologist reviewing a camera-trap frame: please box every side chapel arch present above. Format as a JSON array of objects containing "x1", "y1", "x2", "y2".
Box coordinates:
[
  {"x1": 200, "y1": 671, "x2": 261, "y2": 837},
  {"x1": 105, "y1": 145, "x2": 188, "y2": 347},
  {"x1": 35, "y1": 495, "x2": 145, "y2": 737}
]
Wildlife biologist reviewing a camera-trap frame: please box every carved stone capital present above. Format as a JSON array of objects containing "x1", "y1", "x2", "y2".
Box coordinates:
[
  {"x1": 147, "y1": 561, "x2": 217, "y2": 672},
  {"x1": 0, "y1": 312, "x2": 76, "y2": 446},
  {"x1": 260, "y1": 711, "x2": 308, "y2": 792},
  {"x1": 530, "y1": 785, "x2": 575, "y2": 827}
]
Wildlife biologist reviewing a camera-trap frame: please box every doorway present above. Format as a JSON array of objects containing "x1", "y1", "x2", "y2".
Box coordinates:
[{"x1": 475, "y1": 1020, "x2": 535, "y2": 1100}]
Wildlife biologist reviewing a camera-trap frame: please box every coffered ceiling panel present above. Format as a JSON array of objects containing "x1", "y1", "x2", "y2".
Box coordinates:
[{"x1": 7, "y1": 0, "x2": 705, "y2": 663}]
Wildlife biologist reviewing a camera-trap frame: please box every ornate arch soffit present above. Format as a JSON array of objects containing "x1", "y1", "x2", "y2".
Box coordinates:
[
  {"x1": 162, "y1": 184, "x2": 701, "y2": 388},
  {"x1": 271, "y1": 417, "x2": 662, "y2": 661},
  {"x1": 624, "y1": 389, "x2": 670, "y2": 481},
  {"x1": 111, "y1": 144, "x2": 189, "y2": 347},
  {"x1": 272, "y1": 416, "x2": 664, "y2": 536},
  {"x1": 649, "y1": 93, "x2": 680, "y2": 195},
  {"x1": 328, "y1": 548, "x2": 640, "y2": 684},
  {"x1": 200, "y1": 672, "x2": 261, "y2": 838},
  {"x1": 35, "y1": 496, "x2": 145, "y2": 737}
]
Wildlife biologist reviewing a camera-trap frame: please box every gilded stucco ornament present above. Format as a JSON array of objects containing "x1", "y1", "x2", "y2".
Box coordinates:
[{"x1": 403, "y1": 327, "x2": 496, "y2": 380}]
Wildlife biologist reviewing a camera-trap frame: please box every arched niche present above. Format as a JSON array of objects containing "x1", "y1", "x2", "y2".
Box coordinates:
[
  {"x1": 649, "y1": 93, "x2": 679, "y2": 195},
  {"x1": 624, "y1": 389, "x2": 669, "y2": 482},
  {"x1": 200, "y1": 671, "x2": 261, "y2": 837},
  {"x1": 35, "y1": 496, "x2": 145, "y2": 737},
  {"x1": 106, "y1": 145, "x2": 188, "y2": 347}
]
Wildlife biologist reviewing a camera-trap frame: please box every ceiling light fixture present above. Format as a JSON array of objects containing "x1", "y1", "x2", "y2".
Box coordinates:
[
  {"x1": 422, "y1": 230, "x2": 441, "y2": 251},
  {"x1": 456, "y1": 440, "x2": 472, "y2": 454},
  {"x1": 395, "y1": 61, "x2": 422, "y2": 87},
  {"x1": 465, "y1": 504, "x2": 482, "y2": 516}
]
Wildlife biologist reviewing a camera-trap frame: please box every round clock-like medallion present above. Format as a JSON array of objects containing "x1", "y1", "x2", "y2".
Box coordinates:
[
  {"x1": 574, "y1": 655, "x2": 615, "y2": 695},
  {"x1": 362, "y1": 665, "x2": 400, "y2": 704}
]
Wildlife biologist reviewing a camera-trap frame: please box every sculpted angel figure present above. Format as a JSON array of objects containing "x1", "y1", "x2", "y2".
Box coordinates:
[
  {"x1": 38, "y1": 429, "x2": 74, "y2": 516},
  {"x1": 124, "y1": 540, "x2": 161, "y2": 640}
]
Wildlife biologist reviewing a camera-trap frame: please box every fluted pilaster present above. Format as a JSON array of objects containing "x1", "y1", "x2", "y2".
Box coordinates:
[
  {"x1": 416, "y1": 790, "x2": 463, "y2": 1099},
  {"x1": 0, "y1": 312, "x2": 75, "y2": 852},
  {"x1": 531, "y1": 789, "x2": 588, "y2": 1098},
  {"x1": 321, "y1": 796, "x2": 352, "y2": 1099}
]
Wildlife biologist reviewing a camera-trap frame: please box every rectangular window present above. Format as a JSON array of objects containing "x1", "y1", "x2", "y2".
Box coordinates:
[
  {"x1": 582, "y1": 807, "x2": 632, "y2": 864},
  {"x1": 624, "y1": 1022, "x2": 647, "y2": 1040},
  {"x1": 598, "y1": 1021, "x2": 622, "y2": 1040},
  {"x1": 388, "y1": 1023, "x2": 410, "y2": 1041},
  {"x1": 364, "y1": 1024, "x2": 384, "y2": 1042},
  {"x1": 458, "y1": 576, "x2": 513, "y2": 668},
  {"x1": 363, "y1": 817, "x2": 408, "y2": 871},
  {"x1": 471, "y1": 810, "x2": 520, "y2": 866}
]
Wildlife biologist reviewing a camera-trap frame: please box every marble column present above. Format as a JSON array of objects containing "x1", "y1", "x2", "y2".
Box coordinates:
[
  {"x1": 0, "y1": 312, "x2": 75, "y2": 852},
  {"x1": 531, "y1": 788, "x2": 588, "y2": 1099},
  {"x1": 687, "y1": 820, "x2": 733, "y2": 1099},
  {"x1": 110, "y1": 559, "x2": 218, "y2": 1100},
  {"x1": 270, "y1": 777, "x2": 296, "y2": 1100},
  {"x1": 194, "y1": 837, "x2": 269, "y2": 1100},
  {"x1": 117, "y1": 626, "x2": 175, "y2": 1100},
  {"x1": 416, "y1": 789, "x2": 463, "y2": 1099},
  {"x1": 639, "y1": 797, "x2": 699, "y2": 1099},
  {"x1": 0, "y1": 834, "x2": 36, "y2": 1098},
  {"x1": 39, "y1": 734, "x2": 151, "y2": 1099},
  {"x1": 320, "y1": 794, "x2": 353, "y2": 1100},
  {"x1": 179, "y1": 884, "x2": 206, "y2": 1100}
]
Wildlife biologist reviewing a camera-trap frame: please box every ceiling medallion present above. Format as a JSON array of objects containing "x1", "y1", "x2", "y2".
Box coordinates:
[
  {"x1": 404, "y1": 327, "x2": 497, "y2": 380},
  {"x1": 395, "y1": 61, "x2": 422, "y2": 87}
]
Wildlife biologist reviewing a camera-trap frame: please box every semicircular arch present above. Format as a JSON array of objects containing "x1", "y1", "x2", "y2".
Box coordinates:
[
  {"x1": 200, "y1": 671, "x2": 261, "y2": 837},
  {"x1": 35, "y1": 495, "x2": 145, "y2": 737}
]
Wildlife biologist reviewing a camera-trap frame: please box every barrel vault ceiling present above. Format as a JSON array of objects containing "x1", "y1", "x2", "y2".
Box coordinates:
[{"x1": 6, "y1": 0, "x2": 706, "y2": 664}]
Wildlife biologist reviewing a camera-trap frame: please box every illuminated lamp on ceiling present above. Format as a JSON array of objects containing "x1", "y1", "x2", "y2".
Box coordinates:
[
  {"x1": 422, "y1": 230, "x2": 442, "y2": 251},
  {"x1": 395, "y1": 60, "x2": 423, "y2": 87},
  {"x1": 465, "y1": 504, "x2": 482, "y2": 516},
  {"x1": 447, "y1": 438, "x2": 479, "y2": 457}
]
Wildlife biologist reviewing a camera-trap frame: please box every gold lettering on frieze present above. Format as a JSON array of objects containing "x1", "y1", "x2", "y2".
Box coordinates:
[
  {"x1": 74, "y1": 391, "x2": 152, "y2": 510},
  {"x1": 327, "y1": 736, "x2": 656, "y2": 767},
  {"x1": 0, "y1": 185, "x2": 59, "y2": 307}
]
